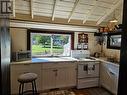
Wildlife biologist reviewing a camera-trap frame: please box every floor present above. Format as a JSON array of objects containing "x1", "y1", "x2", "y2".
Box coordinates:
[
  {"x1": 39, "y1": 87, "x2": 113, "y2": 95},
  {"x1": 72, "y1": 87, "x2": 113, "y2": 95}
]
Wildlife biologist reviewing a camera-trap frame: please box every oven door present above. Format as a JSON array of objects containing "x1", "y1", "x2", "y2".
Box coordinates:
[
  {"x1": 78, "y1": 63, "x2": 99, "y2": 78},
  {"x1": 78, "y1": 64, "x2": 88, "y2": 78}
]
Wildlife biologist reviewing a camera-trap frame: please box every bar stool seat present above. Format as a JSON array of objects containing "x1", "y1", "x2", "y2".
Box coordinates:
[
  {"x1": 18, "y1": 73, "x2": 38, "y2": 95},
  {"x1": 18, "y1": 73, "x2": 37, "y2": 83}
]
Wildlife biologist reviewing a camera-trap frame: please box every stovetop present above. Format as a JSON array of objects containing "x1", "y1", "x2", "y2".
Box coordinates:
[{"x1": 76, "y1": 57, "x2": 98, "y2": 61}]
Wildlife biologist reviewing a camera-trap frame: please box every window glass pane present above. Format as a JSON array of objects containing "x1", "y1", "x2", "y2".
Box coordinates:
[
  {"x1": 52, "y1": 35, "x2": 71, "y2": 56},
  {"x1": 31, "y1": 33, "x2": 71, "y2": 57},
  {"x1": 31, "y1": 33, "x2": 51, "y2": 57},
  {"x1": 110, "y1": 35, "x2": 121, "y2": 47}
]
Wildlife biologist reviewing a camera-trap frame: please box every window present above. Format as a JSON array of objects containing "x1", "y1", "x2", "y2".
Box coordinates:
[
  {"x1": 31, "y1": 32, "x2": 72, "y2": 57},
  {"x1": 109, "y1": 35, "x2": 121, "y2": 47},
  {"x1": 107, "y1": 32, "x2": 121, "y2": 49}
]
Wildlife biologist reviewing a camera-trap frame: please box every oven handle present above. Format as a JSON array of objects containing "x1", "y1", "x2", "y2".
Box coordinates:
[
  {"x1": 83, "y1": 64, "x2": 88, "y2": 71},
  {"x1": 92, "y1": 65, "x2": 95, "y2": 70}
]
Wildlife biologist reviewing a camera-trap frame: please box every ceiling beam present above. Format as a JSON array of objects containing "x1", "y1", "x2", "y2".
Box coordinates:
[
  {"x1": 96, "y1": 0, "x2": 122, "y2": 25},
  {"x1": 52, "y1": 0, "x2": 57, "y2": 21},
  {"x1": 83, "y1": 0, "x2": 98, "y2": 24},
  {"x1": 13, "y1": 0, "x2": 15, "y2": 17},
  {"x1": 30, "y1": 0, "x2": 34, "y2": 19},
  {"x1": 68, "y1": 0, "x2": 80, "y2": 23}
]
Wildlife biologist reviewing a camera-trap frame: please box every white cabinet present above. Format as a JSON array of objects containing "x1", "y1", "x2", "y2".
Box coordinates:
[
  {"x1": 41, "y1": 63, "x2": 77, "y2": 90},
  {"x1": 11, "y1": 62, "x2": 77, "y2": 94},
  {"x1": 56, "y1": 67, "x2": 76, "y2": 88},
  {"x1": 11, "y1": 63, "x2": 42, "y2": 94},
  {"x1": 41, "y1": 68, "x2": 56, "y2": 90},
  {"x1": 29, "y1": 64, "x2": 42, "y2": 91},
  {"x1": 100, "y1": 62, "x2": 119, "y2": 95}
]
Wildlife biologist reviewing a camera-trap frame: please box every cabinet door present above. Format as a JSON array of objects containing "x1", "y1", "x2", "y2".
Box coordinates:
[
  {"x1": 65, "y1": 67, "x2": 76, "y2": 86},
  {"x1": 41, "y1": 69, "x2": 56, "y2": 90},
  {"x1": 100, "y1": 63, "x2": 112, "y2": 91},
  {"x1": 110, "y1": 72, "x2": 118, "y2": 95},
  {"x1": 11, "y1": 64, "x2": 42, "y2": 94},
  {"x1": 56, "y1": 67, "x2": 76, "y2": 88},
  {"x1": 55, "y1": 68, "x2": 68, "y2": 88},
  {"x1": 29, "y1": 64, "x2": 42, "y2": 91},
  {"x1": 11, "y1": 64, "x2": 30, "y2": 94}
]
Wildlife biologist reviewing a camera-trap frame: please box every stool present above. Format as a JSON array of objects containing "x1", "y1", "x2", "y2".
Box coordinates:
[{"x1": 18, "y1": 73, "x2": 38, "y2": 95}]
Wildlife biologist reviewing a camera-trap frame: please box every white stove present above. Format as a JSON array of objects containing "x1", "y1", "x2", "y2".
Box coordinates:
[
  {"x1": 71, "y1": 50, "x2": 100, "y2": 89},
  {"x1": 71, "y1": 50, "x2": 99, "y2": 62},
  {"x1": 71, "y1": 50, "x2": 90, "y2": 58},
  {"x1": 76, "y1": 57, "x2": 98, "y2": 61}
]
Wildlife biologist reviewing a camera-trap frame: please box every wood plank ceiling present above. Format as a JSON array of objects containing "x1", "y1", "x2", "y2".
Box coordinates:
[{"x1": 12, "y1": 0, "x2": 123, "y2": 27}]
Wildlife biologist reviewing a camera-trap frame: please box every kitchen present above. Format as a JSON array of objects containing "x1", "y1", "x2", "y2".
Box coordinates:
[
  {"x1": 0, "y1": 0, "x2": 126, "y2": 95},
  {"x1": 10, "y1": 28, "x2": 119, "y2": 95}
]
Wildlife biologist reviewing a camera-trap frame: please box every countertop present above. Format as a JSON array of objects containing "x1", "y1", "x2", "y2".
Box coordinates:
[
  {"x1": 11, "y1": 56, "x2": 119, "y2": 66},
  {"x1": 93, "y1": 57, "x2": 119, "y2": 66},
  {"x1": 11, "y1": 57, "x2": 78, "y2": 64}
]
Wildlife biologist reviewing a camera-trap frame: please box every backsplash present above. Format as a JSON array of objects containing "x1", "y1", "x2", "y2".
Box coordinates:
[{"x1": 103, "y1": 42, "x2": 120, "y2": 63}]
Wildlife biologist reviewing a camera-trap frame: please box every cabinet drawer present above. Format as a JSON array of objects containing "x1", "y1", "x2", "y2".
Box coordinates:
[
  {"x1": 77, "y1": 78, "x2": 99, "y2": 89},
  {"x1": 42, "y1": 63, "x2": 77, "y2": 69}
]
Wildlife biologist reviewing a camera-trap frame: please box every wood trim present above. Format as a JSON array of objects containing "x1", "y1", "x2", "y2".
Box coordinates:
[
  {"x1": 27, "y1": 31, "x2": 31, "y2": 50},
  {"x1": 68, "y1": 0, "x2": 79, "y2": 23},
  {"x1": 83, "y1": 0, "x2": 98, "y2": 24},
  {"x1": 30, "y1": 0, "x2": 34, "y2": 19},
  {"x1": 10, "y1": 13, "x2": 98, "y2": 27},
  {"x1": 13, "y1": 0, "x2": 15, "y2": 17},
  {"x1": 52, "y1": 0, "x2": 57, "y2": 21},
  {"x1": 118, "y1": 0, "x2": 127, "y2": 95}
]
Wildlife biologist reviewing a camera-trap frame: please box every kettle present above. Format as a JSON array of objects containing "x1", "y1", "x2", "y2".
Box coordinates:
[{"x1": 94, "y1": 52, "x2": 100, "y2": 58}]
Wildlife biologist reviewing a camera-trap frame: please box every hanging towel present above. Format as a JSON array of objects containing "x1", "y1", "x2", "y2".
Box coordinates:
[{"x1": 87, "y1": 64, "x2": 95, "y2": 74}]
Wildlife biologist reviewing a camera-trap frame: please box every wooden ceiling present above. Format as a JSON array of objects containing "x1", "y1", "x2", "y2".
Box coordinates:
[{"x1": 12, "y1": 0, "x2": 123, "y2": 27}]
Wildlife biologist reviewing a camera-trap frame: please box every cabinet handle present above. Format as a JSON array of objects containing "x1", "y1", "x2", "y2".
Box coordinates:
[
  {"x1": 109, "y1": 71, "x2": 115, "y2": 76},
  {"x1": 55, "y1": 71, "x2": 58, "y2": 77},
  {"x1": 53, "y1": 69, "x2": 57, "y2": 72},
  {"x1": 23, "y1": 64, "x2": 30, "y2": 65},
  {"x1": 53, "y1": 69, "x2": 58, "y2": 76},
  {"x1": 83, "y1": 65, "x2": 88, "y2": 71}
]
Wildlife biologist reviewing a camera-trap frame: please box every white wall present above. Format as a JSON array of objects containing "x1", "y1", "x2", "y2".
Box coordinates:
[
  {"x1": 103, "y1": 42, "x2": 120, "y2": 63},
  {"x1": 10, "y1": 28, "x2": 27, "y2": 52}
]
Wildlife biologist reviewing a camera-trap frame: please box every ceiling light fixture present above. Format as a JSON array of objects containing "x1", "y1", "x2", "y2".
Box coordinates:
[{"x1": 109, "y1": 10, "x2": 118, "y2": 23}]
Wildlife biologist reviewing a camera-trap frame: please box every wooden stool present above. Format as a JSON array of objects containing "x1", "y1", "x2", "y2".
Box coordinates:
[{"x1": 18, "y1": 73, "x2": 38, "y2": 95}]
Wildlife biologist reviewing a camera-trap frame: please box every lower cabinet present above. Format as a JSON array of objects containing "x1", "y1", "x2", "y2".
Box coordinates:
[
  {"x1": 41, "y1": 68, "x2": 56, "y2": 90},
  {"x1": 11, "y1": 62, "x2": 77, "y2": 94},
  {"x1": 42, "y1": 63, "x2": 77, "y2": 90},
  {"x1": 11, "y1": 64, "x2": 42, "y2": 94},
  {"x1": 100, "y1": 62, "x2": 119, "y2": 95}
]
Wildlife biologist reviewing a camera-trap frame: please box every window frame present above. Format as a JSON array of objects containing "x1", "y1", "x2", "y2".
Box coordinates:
[
  {"x1": 107, "y1": 32, "x2": 122, "y2": 49},
  {"x1": 27, "y1": 29, "x2": 74, "y2": 57}
]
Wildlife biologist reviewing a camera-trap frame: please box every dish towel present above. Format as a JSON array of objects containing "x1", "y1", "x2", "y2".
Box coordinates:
[{"x1": 87, "y1": 64, "x2": 95, "y2": 74}]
